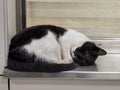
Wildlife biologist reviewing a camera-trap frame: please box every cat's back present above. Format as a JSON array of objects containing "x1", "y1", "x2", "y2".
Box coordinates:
[
  {"x1": 60, "y1": 28, "x2": 89, "y2": 42},
  {"x1": 10, "y1": 25, "x2": 67, "y2": 50}
]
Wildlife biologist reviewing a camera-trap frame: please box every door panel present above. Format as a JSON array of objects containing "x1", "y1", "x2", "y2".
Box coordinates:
[
  {"x1": 11, "y1": 78, "x2": 120, "y2": 90},
  {"x1": 0, "y1": 77, "x2": 8, "y2": 90},
  {"x1": 0, "y1": 0, "x2": 6, "y2": 74}
]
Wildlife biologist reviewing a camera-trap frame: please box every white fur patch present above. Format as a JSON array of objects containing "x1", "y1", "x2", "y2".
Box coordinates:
[{"x1": 23, "y1": 31, "x2": 61, "y2": 63}]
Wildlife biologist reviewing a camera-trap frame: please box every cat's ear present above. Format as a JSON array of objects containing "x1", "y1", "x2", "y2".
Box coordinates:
[{"x1": 98, "y1": 48, "x2": 107, "y2": 56}]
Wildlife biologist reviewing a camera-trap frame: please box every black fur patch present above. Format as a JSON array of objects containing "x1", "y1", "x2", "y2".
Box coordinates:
[
  {"x1": 10, "y1": 25, "x2": 67, "y2": 50},
  {"x1": 7, "y1": 59, "x2": 78, "y2": 72},
  {"x1": 8, "y1": 48, "x2": 35, "y2": 63}
]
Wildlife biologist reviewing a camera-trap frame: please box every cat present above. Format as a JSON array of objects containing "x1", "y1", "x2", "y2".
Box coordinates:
[{"x1": 7, "y1": 25, "x2": 107, "y2": 72}]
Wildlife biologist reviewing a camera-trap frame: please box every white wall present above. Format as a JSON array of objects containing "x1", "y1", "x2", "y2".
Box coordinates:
[
  {"x1": 0, "y1": 0, "x2": 9, "y2": 90},
  {"x1": 0, "y1": 0, "x2": 6, "y2": 75}
]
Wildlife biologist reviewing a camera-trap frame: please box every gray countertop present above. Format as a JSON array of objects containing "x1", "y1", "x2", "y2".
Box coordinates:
[{"x1": 3, "y1": 54, "x2": 120, "y2": 80}]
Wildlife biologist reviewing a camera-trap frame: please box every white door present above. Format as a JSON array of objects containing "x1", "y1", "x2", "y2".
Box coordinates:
[
  {"x1": 0, "y1": 77, "x2": 7, "y2": 90},
  {"x1": 0, "y1": 0, "x2": 6, "y2": 74},
  {"x1": 0, "y1": 0, "x2": 9, "y2": 90},
  {"x1": 10, "y1": 78, "x2": 120, "y2": 90}
]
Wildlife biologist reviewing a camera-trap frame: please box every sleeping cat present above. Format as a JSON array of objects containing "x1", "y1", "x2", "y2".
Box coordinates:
[{"x1": 7, "y1": 25, "x2": 107, "y2": 72}]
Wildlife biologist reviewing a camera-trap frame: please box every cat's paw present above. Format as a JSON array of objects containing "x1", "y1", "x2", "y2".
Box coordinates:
[{"x1": 57, "y1": 59, "x2": 73, "y2": 64}]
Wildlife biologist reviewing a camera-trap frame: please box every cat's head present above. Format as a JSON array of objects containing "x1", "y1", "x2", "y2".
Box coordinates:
[{"x1": 73, "y1": 41, "x2": 107, "y2": 66}]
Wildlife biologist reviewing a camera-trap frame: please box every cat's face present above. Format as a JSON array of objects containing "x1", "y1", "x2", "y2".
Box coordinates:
[{"x1": 73, "y1": 41, "x2": 107, "y2": 66}]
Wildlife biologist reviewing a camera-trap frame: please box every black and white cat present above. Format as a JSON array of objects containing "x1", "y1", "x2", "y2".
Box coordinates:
[{"x1": 7, "y1": 25, "x2": 107, "y2": 72}]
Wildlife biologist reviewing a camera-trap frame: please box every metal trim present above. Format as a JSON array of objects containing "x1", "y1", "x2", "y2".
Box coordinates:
[
  {"x1": 21, "y1": 0, "x2": 26, "y2": 29},
  {"x1": 16, "y1": 0, "x2": 26, "y2": 33},
  {"x1": 91, "y1": 37, "x2": 120, "y2": 40},
  {"x1": 3, "y1": 0, "x2": 9, "y2": 65}
]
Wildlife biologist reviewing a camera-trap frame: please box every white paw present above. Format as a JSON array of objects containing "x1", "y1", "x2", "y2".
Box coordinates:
[{"x1": 56, "y1": 60, "x2": 71, "y2": 64}]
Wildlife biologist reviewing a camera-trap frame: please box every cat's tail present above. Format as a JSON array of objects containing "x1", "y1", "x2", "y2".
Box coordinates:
[{"x1": 6, "y1": 58, "x2": 78, "y2": 72}]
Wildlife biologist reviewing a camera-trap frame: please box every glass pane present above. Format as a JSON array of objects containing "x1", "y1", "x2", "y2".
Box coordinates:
[{"x1": 26, "y1": 0, "x2": 120, "y2": 38}]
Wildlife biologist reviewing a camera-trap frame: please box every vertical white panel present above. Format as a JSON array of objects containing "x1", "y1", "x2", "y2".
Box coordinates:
[
  {"x1": 11, "y1": 79, "x2": 120, "y2": 90},
  {"x1": 0, "y1": 77, "x2": 7, "y2": 90},
  {"x1": 0, "y1": 0, "x2": 16, "y2": 74},
  {"x1": 0, "y1": 0, "x2": 6, "y2": 74}
]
